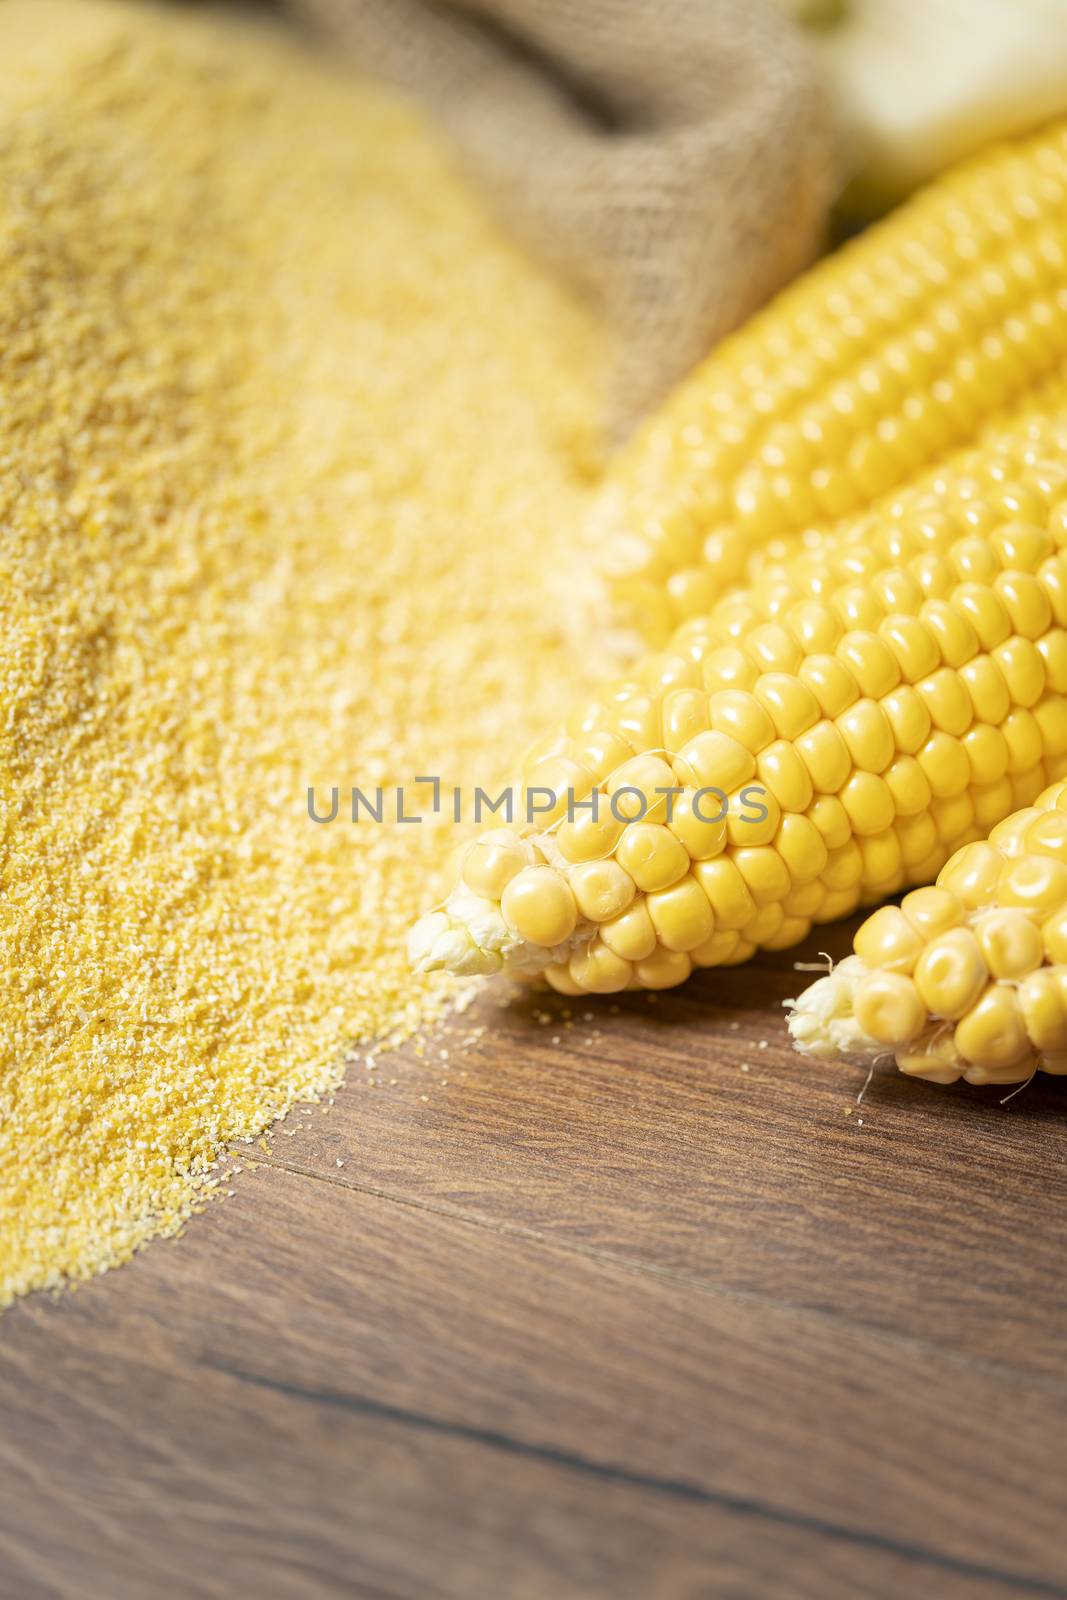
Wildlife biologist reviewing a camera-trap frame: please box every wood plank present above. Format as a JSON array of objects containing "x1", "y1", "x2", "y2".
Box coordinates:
[
  {"x1": 257, "y1": 917, "x2": 1067, "y2": 1375},
  {"x1": 1, "y1": 1163, "x2": 1065, "y2": 1597}
]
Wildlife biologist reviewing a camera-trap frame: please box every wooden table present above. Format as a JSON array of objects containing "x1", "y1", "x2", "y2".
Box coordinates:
[{"x1": 2, "y1": 917, "x2": 1066, "y2": 1599}]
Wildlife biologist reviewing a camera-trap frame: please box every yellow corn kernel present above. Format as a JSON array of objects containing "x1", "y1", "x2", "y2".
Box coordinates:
[
  {"x1": 783, "y1": 880, "x2": 826, "y2": 918},
  {"x1": 973, "y1": 776, "x2": 1015, "y2": 831},
  {"x1": 1034, "y1": 692, "x2": 1067, "y2": 759},
  {"x1": 726, "y1": 786, "x2": 781, "y2": 848},
  {"x1": 953, "y1": 583, "x2": 1013, "y2": 650},
  {"x1": 691, "y1": 929, "x2": 742, "y2": 967},
  {"x1": 836, "y1": 632, "x2": 901, "y2": 698},
  {"x1": 756, "y1": 740, "x2": 814, "y2": 814},
  {"x1": 599, "y1": 900, "x2": 659, "y2": 962},
  {"x1": 990, "y1": 524, "x2": 1053, "y2": 573},
  {"x1": 798, "y1": 655, "x2": 860, "y2": 718},
  {"x1": 806, "y1": 794, "x2": 852, "y2": 849},
  {"x1": 938, "y1": 839, "x2": 1004, "y2": 907},
  {"x1": 897, "y1": 810, "x2": 940, "y2": 865},
  {"x1": 836, "y1": 698, "x2": 895, "y2": 773},
  {"x1": 1010, "y1": 767, "x2": 1048, "y2": 811},
  {"x1": 667, "y1": 566, "x2": 719, "y2": 621},
  {"x1": 569, "y1": 941, "x2": 633, "y2": 994},
  {"x1": 974, "y1": 908, "x2": 1044, "y2": 979},
  {"x1": 1018, "y1": 967, "x2": 1067, "y2": 1053},
  {"x1": 914, "y1": 927, "x2": 988, "y2": 1019},
  {"x1": 996, "y1": 572, "x2": 1052, "y2": 641},
  {"x1": 745, "y1": 623, "x2": 802, "y2": 676},
  {"x1": 606, "y1": 753, "x2": 678, "y2": 823},
  {"x1": 646, "y1": 875, "x2": 715, "y2": 952},
  {"x1": 753, "y1": 672, "x2": 820, "y2": 741},
  {"x1": 639, "y1": 652, "x2": 702, "y2": 695},
  {"x1": 919, "y1": 600, "x2": 978, "y2": 668},
  {"x1": 673, "y1": 729, "x2": 755, "y2": 794},
  {"x1": 661, "y1": 687, "x2": 710, "y2": 750},
  {"x1": 874, "y1": 569, "x2": 923, "y2": 618},
  {"x1": 740, "y1": 902, "x2": 785, "y2": 945},
  {"x1": 916, "y1": 668, "x2": 973, "y2": 737},
  {"x1": 733, "y1": 845, "x2": 791, "y2": 906},
  {"x1": 881, "y1": 615, "x2": 941, "y2": 683},
  {"x1": 993, "y1": 635, "x2": 1045, "y2": 707},
  {"x1": 773, "y1": 814, "x2": 828, "y2": 885},
  {"x1": 521, "y1": 730, "x2": 569, "y2": 773},
  {"x1": 954, "y1": 984, "x2": 1032, "y2": 1072},
  {"x1": 834, "y1": 586, "x2": 882, "y2": 633},
  {"x1": 839, "y1": 771, "x2": 896, "y2": 837},
  {"x1": 952, "y1": 535, "x2": 999, "y2": 586},
  {"x1": 764, "y1": 914, "x2": 812, "y2": 950},
  {"x1": 859, "y1": 828, "x2": 903, "y2": 889},
  {"x1": 461, "y1": 829, "x2": 531, "y2": 899},
  {"x1": 501, "y1": 866, "x2": 579, "y2": 947},
  {"x1": 692, "y1": 857, "x2": 756, "y2": 930},
  {"x1": 917, "y1": 731, "x2": 970, "y2": 798},
  {"x1": 961, "y1": 723, "x2": 1009, "y2": 785},
  {"x1": 817, "y1": 885, "x2": 862, "y2": 922},
  {"x1": 900, "y1": 884, "x2": 964, "y2": 939},
  {"x1": 998, "y1": 853, "x2": 1067, "y2": 912},
  {"x1": 988, "y1": 805, "x2": 1043, "y2": 857},
  {"x1": 1025, "y1": 809, "x2": 1067, "y2": 861},
  {"x1": 615, "y1": 822, "x2": 690, "y2": 893},
  {"x1": 634, "y1": 947, "x2": 693, "y2": 989},
  {"x1": 708, "y1": 689, "x2": 776, "y2": 754},
  {"x1": 698, "y1": 643, "x2": 758, "y2": 692},
  {"x1": 821, "y1": 837, "x2": 863, "y2": 890},
  {"x1": 667, "y1": 790, "x2": 728, "y2": 860},
  {"x1": 960, "y1": 657, "x2": 1013, "y2": 732},
  {"x1": 961, "y1": 1052, "x2": 1040, "y2": 1088},
  {"x1": 1038, "y1": 628, "x2": 1067, "y2": 692},
  {"x1": 884, "y1": 754, "x2": 932, "y2": 815},
  {"x1": 854, "y1": 905, "x2": 924, "y2": 973},
  {"x1": 795, "y1": 721, "x2": 851, "y2": 795},
  {"x1": 880, "y1": 684, "x2": 932, "y2": 754},
  {"x1": 545, "y1": 963, "x2": 587, "y2": 997},
  {"x1": 785, "y1": 601, "x2": 843, "y2": 655},
  {"x1": 556, "y1": 803, "x2": 627, "y2": 864},
  {"x1": 570, "y1": 729, "x2": 637, "y2": 781},
  {"x1": 523, "y1": 755, "x2": 597, "y2": 827},
  {"x1": 896, "y1": 1035, "x2": 963, "y2": 1085},
  {"x1": 568, "y1": 859, "x2": 636, "y2": 923},
  {"x1": 608, "y1": 692, "x2": 659, "y2": 752},
  {"x1": 854, "y1": 971, "x2": 926, "y2": 1047}
]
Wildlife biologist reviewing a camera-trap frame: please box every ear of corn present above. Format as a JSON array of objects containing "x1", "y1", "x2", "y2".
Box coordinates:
[
  {"x1": 410, "y1": 406, "x2": 1067, "y2": 995},
  {"x1": 787, "y1": 778, "x2": 1067, "y2": 1086},
  {"x1": 597, "y1": 120, "x2": 1067, "y2": 646}
]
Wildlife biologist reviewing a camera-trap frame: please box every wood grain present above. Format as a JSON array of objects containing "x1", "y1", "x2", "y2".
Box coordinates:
[
  {"x1": 1, "y1": 919, "x2": 1065, "y2": 1599},
  {"x1": 256, "y1": 920, "x2": 1067, "y2": 1374}
]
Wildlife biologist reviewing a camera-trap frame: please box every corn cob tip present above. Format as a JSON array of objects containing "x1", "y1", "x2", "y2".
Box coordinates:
[
  {"x1": 785, "y1": 956, "x2": 884, "y2": 1062},
  {"x1": 407, "y1": 833, "x2": 596, "y2": 981}
]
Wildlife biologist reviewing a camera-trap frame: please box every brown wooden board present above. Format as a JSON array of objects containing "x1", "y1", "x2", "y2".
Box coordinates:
[{"x1": 1, "y1": 920, "x2": 1066, "y2": 1598}]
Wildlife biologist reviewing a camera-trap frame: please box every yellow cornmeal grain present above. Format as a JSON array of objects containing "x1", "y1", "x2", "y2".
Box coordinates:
[{"x1": 0, "y1": 0, "x2": 604, "y2": 1303}]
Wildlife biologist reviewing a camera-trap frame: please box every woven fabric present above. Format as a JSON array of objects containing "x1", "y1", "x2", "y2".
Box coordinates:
[{"x1": 287, "y1": 0, "x2": 834, "y2": 435}]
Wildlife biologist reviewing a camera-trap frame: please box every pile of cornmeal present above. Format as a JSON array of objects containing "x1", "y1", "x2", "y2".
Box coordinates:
[{"x1": 0, "y1": 0, "x2": 603, "y2": 1302}]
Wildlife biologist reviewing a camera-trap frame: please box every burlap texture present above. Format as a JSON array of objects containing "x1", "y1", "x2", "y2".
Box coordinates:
[{"x1": 289, "y1": 0, "x2": 834, "y2": 434}]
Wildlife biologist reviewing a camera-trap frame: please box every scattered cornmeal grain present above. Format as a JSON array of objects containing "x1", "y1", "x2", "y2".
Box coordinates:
[{"x1": 0, "y1": 1, "x2": 603, "y2": 1302}]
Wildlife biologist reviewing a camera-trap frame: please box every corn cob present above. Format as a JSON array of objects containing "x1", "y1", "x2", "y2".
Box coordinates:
[
  {"x1": 409, "y1": 408, "x2": 1067, "y2": 995},
  {"x1": 598, "y1": 120, "x2": 1067, "y2": 645},
  {"x1": 787, "y1": 779, "x2": 1067, "y2": 1086}
]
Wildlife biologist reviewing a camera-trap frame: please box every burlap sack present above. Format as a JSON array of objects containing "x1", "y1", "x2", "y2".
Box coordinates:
[{"x1": 289, "y1": 0, "x2": 834, "y2": 436}]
